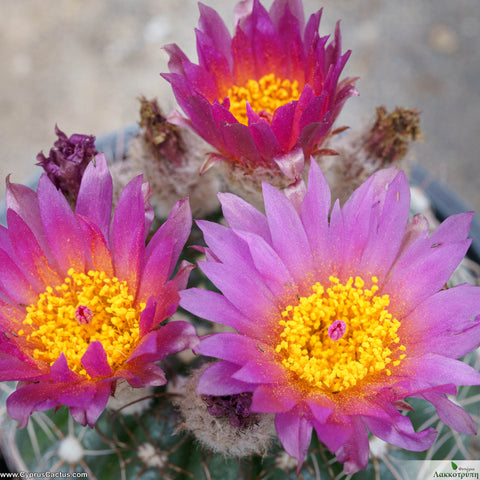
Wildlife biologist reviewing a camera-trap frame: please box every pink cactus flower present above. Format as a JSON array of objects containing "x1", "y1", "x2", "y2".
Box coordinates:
[
  {"x1": 0, "y1": 154, "x2": 198, "y2": 428},
  {"x1": 162, "y1": 0, "x2": 357, "y2": 177},
  {"x1": 180, "y1": 161, "x2": 480, "y2": 474}
]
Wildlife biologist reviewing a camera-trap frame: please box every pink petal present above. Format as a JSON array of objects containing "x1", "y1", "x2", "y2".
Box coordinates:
[
  {"x1": 362, "y1": 410, "x2": 437, "y2": 452},
  {"x1": 419, "y1": 390, "x2": 476, "y2": 434},
  {"x1": 275, "y1": 410, "x2": 313, "y2": 471},
  {"x1": 199, "y1": 332, "x2": 271, "y2": 365},
  {"x1": 300, "y1": 160, "x2": 331, "y2": 266},
  {"x1": 219, "y1": 192, "x2": 271, "y2": 243},
  {"x1": 129, "y1": 320, "x2": 198, "y2": 363},
  {"x1": 170, "y1": 260, "x2": 195, "y2": 291},
  {"x1": 111, "y1": 175, "x2": 145, "y2": 288},
  {"x1": 145, "y1": 198, "x2": 192, "y2": 278},
  {"x1": 69, "y1": 381, "x2": 111, "y2": 427},
  {"x1": 197, "y1": 361, "x2": 256, "y2": 395},
  {"x1": 5, "y1": 176, "x2": 56, "y2": 267},
  {"x1": 37, "y1": 174, "x2": 86, "y2": 276},
  {"x1": 7, "y1": 209, "x2": 61, "y2": 290},
  {"x1": 81, "y1": 341, "x2": 113, "y2": 378},
  {"x1": 50, "y1": 353, "x2": 82, "y2": 383},
  {"x1": 401, "y1": 283, "x2": 480, "y2": 358},
  {"x1": 136, "y1": 237, "x2": 173, "y2": 303},
  {"x1": 76, "y1": 216, "x2": 114, "y2": 277},
  {"x1": 198, "y1": 2, "x2": 232, "y2": 69},
  {"x1": 0, "y1": 248, "x2": 37, "y2": 305},
  {"x1": 263, "y1": 181, "x2": 313, "y2": 284},
  {"x1": 75, "y1": 153, "x2": 113, "y2": 240},
  {"x1": 335, "y1": 416, "x2": 370, "y2": 475},
  {"x1": 115, "y1": 359, "x2": 167, "y2": 388},
  {"x1": 179, "y1": 288, "x2": 262, "y2": 337},
  {"x1": 250, "y1": 382, "x2": 301, "y2": 413}
]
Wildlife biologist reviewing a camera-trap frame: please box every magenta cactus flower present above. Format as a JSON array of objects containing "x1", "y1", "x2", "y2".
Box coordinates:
[
  {"x1": 0, "y1": 154, "x2": 198, "y2": 428},
  {"x1": 180, "y1": 161, "x2": 480, "y2": 473},
  {"x1": 162, "y1": 0, "x2": 357, "y2": 176}
]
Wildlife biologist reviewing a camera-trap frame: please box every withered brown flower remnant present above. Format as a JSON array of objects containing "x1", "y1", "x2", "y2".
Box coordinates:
[
  {"x1": 365, "y1": 105, "x2": 423, "y2": 164},
  {"x1": 138, "y1": 96, "x2": 183, "y2": 166}
]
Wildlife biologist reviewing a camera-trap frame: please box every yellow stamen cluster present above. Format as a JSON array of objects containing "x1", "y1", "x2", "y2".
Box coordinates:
[
  {"x1": 21, "y1": 268, "x2": 145, "y2": 376},
  {"x1": 227, "y1": 73, "x2": 300, "y2": 125},
  {"x1": 275, "y1": 276, "x2": 406, "y2": 393}
]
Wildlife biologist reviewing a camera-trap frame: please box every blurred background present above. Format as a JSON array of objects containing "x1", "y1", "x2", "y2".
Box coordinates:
[{"x1": 1, "y1": 0, "x2": 479, "y2": 212}]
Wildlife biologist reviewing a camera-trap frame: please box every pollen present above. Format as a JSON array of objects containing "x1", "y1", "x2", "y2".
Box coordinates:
[
  {"x1": 275, "y1": 276, "x2": 406, "y2": 393},
  {"x1": 21, "y1": 268, "x2": 145, "y2": 376},
  {"x1": 226, "y1": 73, "x2": 300, "y2": 125}
]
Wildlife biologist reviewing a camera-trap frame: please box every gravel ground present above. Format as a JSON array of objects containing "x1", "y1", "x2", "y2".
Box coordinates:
[{"x1": 1, "y1": 0, "x2": 479, "y2": 213}]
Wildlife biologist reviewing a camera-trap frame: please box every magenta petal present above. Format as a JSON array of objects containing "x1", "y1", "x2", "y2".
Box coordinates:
[
  {"x1": 145, "y1": 198, "x2": 192, "y2": 278},
  {"x1": 312, "y1": 419, "x2": 353, "y2": 454},
  {"x1": 383, "y1": 240, "x2": 471, "y2": 316},
  {"x1": 335, "y1": 417, "x2": 370, "y2": 475},
  {"x1": 7, "y1": 210, "x2": 61, "y2": 290},
  {"x1": 363, "y1": 411, "x2": 437, "y2": 452},
  {"x1": 419, "y1": 390, "x2": 476, "y2": 434},
  {"x1": 81, "y1": 341, "x2": 113, "y2": 378},
  {"x1": 111, "y1": 175, "x2": 145, "y2": 287},
  {"x1": 0, "y1": 340, "x2": 43, "y2": 381},
  {"x1": 50, "y1": 354, "x2": 82, "y2": 383},
  {"x1": 115, "y1": 360, "x2": 167, "y2": 388},
  {"x1": 250, "y1": 383, "x2": 300, "y2": 413},
  {"x1": 275, "y1": 410, "x2": 313, "y2": 470},
  {"x1": 162, "y1": 43, "x2": 189, "y2": 76},
  {"x1": 401, "y1": 354, "x2": 480, "y2": 391},
  {"x1": 183, "y1": 61, "x2": 218, "y2": 102},
  {"x1": 76, "y1": 216, "x2": 114, "y2": 276},
  {"x1": 197, "y1": 361, "x2": 256, "y2": 395},
  {"x1": 200, "y1": 332, "x2": 269, "y2": 364},
  {"x1": 300, "y1": 160, "x2": 331, "y2": 264},
  {"x1": 69, "y1": 382, "x2": 111, "y2": 427},
  {"x1": 37, "y1": 174, "x2": 86, "y2": 276},
  {"x1": 179, "y1": 288, "x2": 261, "y2": 337},
  {"x1": 220, "y1": 122, "x2": 262, "y2": 166},
  {"x1": 7, "y1": 383, "x2": 63, "y2": 428},
  {"x1": 198, "y1": 3, "x2": 232, "y2": 68},
  {"x1": 358, "y1": 171, "x2": 411, "y2": 279},
  {"x1": 129, "y1": 321, "x2": 198, "y2": 363},
  {"x1": 5, "y1": 177, "x2": 55, "y2": 266},
  {"x1": 171, "y1": 260, "x2": 195, "y2": 291},
  {"x1": 263, "y1": 181, "x2": 312, "y2": 283},
  {"x1": 137, "y1": 237, "x2": 173, "y2": 303},
  {"x1": 249, "y1": 120, "x2": 283, "y2": 160},
  {"x1": 138, "y1": 297, "x2": 158, "y2": 337},
  {"x1": 199, "y1": 261, "x2": 277, "y2": 325},
  {"x1": 75, "y1": 153, "x2": 113, "y2": 240},
  {"x1": 235, "y1": 229, "x2": 296, "y2": 299},
  {"x1": 402, "y1": 284, "x2": 480, "y2": 358},
  {"x1": 219, "y1": 192, "x2": 271, "y2": 243},
  {"x1": 270, "y1": 102, "x2": 297, "y2": 151},
  {"x1": 233, "y1": 359, "x2": 286, "y2": 384},
  {"x1": 0, "y1": 248, "x2": 38, "y2": 305}
]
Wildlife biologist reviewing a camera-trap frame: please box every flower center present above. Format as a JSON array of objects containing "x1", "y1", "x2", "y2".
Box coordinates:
[
  {"x1": 20, "y1": 268, "x2": 144, "y2": 376},
  {"x1": 226, "y1": 73, "x2": 300, "y2": 126},
  {"x1": 275, "y1": 276, "x2": 406, "y2": 393}
]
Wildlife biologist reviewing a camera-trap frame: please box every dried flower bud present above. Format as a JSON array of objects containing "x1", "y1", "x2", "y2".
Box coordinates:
[
  {"x1": 316, "y1": 105, "x2": 423, "y2": 205},
  {"x1": 138, "y1": 96, "x2": 183, "y2": 166},
  {"x1": 170, "y1": 364, "x2": 275, "y2": 457},
  {"x1": 36, "y1": 125, "x2": 97, "y2": 206},
  {"x1": 110, "y1": 99, "x2": 222, "y2": 220},
  {"x1": 365, "y1": 106, "x2": 423, "y2": 164}
]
